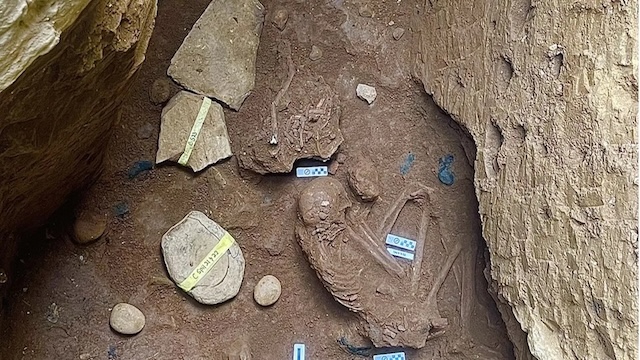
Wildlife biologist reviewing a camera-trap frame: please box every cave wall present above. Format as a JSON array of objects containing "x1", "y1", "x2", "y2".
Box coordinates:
[
  {"x1": 0, "y1": 0, "x2": 156, "y2": 291},
  {"x1": 414, "y1": 0, "x2": 637, "y2": 359}
]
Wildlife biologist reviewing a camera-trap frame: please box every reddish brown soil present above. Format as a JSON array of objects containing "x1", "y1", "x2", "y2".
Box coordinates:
[{"x1": 1, "y1": 0, "x2": 514, "y2": 359}]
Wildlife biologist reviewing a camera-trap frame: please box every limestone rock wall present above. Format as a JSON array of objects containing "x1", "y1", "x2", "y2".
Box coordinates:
[
  {"x1": 414, "y1": 0, "x2": 637, "y2": 359},
  {"x1": 0, "y1": 0, "x2": 156, "y2": 278}
]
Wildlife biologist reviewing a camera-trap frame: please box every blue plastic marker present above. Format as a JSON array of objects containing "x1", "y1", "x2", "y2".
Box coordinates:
[{"x1": 293, "y1": 344, "x2": 305, "y2": 360}]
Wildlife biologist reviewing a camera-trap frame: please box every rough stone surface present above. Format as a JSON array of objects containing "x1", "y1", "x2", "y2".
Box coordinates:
[
  {"x1": 73, "y1": 211, "x2": 107, "y2": 244},
  {"x1": 109, "y1": 303, "x2": 145, "y2": 335},
  {"x1": 162, "y1": 211, "x2": 245, "y2": 305},
  {"x1": 347, "y1": 157, "x2": 381, "y2": 202},
  {"x1": 356, "y1": 84, "x2": 377, "y2": 104},
  {"x1": 271, "y1": 9, "x2": 289, "y2": 31},
  {"x1": 309, "y1": 45, "x2": 323, "y2": 61},
  {"x1": 414, "y1": 1, "x2": 637, "y2": 359},
  {"x1": 156, "y1": 91, "x2": 233, "y2": 172},
  {"x1": 253, "y1": 275, "x2": 281, "y2": 306},
  {"x1": 167, "y1": 0, "x2": 265, "y2": 110},
  {"x1": 0, "y1": 0, "x2": 156, "y2": 308},
  {"x1": 149, "y1": 78, "x2": 173, "y2": 104}
]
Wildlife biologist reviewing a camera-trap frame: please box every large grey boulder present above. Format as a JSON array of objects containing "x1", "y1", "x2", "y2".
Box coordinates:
[
  {"x1": 156, "y1": 91, "x2": 232, "y2": 172},
  {"x1": 167, "y1": 0, "x2": 265, "y2": 110}
]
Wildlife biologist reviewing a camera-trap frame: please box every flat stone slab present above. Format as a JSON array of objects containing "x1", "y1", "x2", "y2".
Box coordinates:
[
  {"x1": 167, "y1": 0, "x2": 265, "y2": 110},
  {"x1": 156, "y1": 91, "x2": 232, "y2": 172},
  {"x1": 161, "y1": 211, "x2": 245, "y2": 305}
]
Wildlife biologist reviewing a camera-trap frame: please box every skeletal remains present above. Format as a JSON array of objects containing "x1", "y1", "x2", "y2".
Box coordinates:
[{"x1": 295, "y1": 177, "x2": 462, "y2": 348}]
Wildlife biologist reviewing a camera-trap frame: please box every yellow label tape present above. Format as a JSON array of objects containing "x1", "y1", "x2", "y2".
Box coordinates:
[
  {"x1": 177, "y1": 232, "x2": 235, "y2": 292},
  {"x1": 178, "y1": 97, "x2": 212, "y2": 166}
]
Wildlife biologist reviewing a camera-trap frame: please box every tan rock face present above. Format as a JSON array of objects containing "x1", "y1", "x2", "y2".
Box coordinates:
[
  {"x1": 0, "y1": 0, "x2": 156, "y2": 300},
  {"x1": 414, "y1": 1, "x2": 637, "y2": 359}
]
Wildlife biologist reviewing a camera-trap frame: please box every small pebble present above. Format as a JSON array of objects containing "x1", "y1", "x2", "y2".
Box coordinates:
[
  {"x1": 109, "y1": 303, "x2": 145, "y2": 335},
  {"x1": 73, "y1": 211, "x2": 107, "y2": 244},
  {"x1": 309, "y1": 45, "x2": 323, "y2": 61},
  {"x1": 253, "y1": 275, "x2": 281, "y2": 306},
  {"x1": 392, "y1": 27, "x2": 405, "y2": 40},
  {"x1": 356, "y1": 84, "x2": 377, "y2": 104},
  {"x1": 149, "y1": 78, "x2": 172, "y2": 105},
  {"x1": 359, "y1": 4, "x2": 374, "y2": 18},
  {"x1": 136, "y1": 123, "x2": 154, "y2": 139},
  {"x1": 272, "y1": 8, "x2": 289, "y2": 31}
]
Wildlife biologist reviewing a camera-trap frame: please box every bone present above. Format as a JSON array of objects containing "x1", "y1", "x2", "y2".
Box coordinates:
[
  {"x1": 426, "y1": 243, "x2": 462, "y2": 305},
  {"x1": 348, "y1": 225, "x2": 404, "y2": 278},
  {"x1": 270, "y1": 41, "x2": 295, "y2": 145},
  {"x1": 410, "y1": 209, "x2": 431, "y2": 295}
]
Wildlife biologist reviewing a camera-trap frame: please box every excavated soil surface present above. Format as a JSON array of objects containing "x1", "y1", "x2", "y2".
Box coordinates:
[{"x1": 1, "y1": 0, "x2": 514, "y2": 358}]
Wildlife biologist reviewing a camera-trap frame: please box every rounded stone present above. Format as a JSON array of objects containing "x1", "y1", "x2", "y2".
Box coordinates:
[
  {"x1": 109, "y1": 303, "x2": 145, "y2": 335},
  {"x1": 73, "y1": 211, "x2": 107, "y2": 244},
  {"x1": 253, "y1": 275, "x2": 281, "y2": 306},
  {"x1": 149, "y1": 78, "x2": 172, "y2": 105}
]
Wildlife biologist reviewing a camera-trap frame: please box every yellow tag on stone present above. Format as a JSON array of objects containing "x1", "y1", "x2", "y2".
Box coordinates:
[
  {"x1": 178, "y1": 97, "x2": 212, "y2": 166},
  {"x1": 177, "y1": 231, "x2": 235, "y2": 292}
]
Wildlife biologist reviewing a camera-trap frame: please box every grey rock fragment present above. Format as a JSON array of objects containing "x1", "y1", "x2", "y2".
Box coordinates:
[
  {"x1": 356, "y1": 84, "x2": 377, "y2": 104},
  {"x1": 156, "y1": 91, "x2": 232, "y2": 172},
  {"x1": 392, "y1": 27, "x2": 405, "y2": 40},
  {"x1": 167, "y1": 0, "x2": 265, "y2": 110},
  {"x1": 309, "y1": 45, "x2": 323, "y2": 61}
]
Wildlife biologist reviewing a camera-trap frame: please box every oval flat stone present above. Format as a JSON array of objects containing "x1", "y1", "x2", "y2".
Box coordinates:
[{"x1": 161, "y1": 211, "x2": 245, "y2": 305}]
